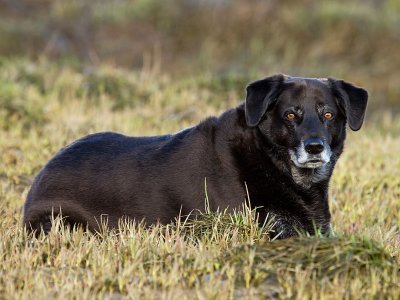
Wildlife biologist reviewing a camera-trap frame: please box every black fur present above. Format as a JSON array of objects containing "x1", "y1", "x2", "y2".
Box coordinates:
[{"x1": 23, "y1": 74, "x2": 368, "y2": 238}]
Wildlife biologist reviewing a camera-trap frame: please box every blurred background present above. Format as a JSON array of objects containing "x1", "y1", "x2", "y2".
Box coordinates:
[
  {"x1": 0, "y1": 0, "x2": 399, "y2": 126},
  {"x1": 1, "y1": 2, "x2": 400, "y2": 297}
]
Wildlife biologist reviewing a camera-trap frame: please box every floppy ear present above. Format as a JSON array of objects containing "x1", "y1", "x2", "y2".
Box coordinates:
[
  {"x1": 245, "y1": 74, "x2": 285, "y2": 127},
  {"x1": 328, "y1": 78, "x2": 368, "y2": 131}
]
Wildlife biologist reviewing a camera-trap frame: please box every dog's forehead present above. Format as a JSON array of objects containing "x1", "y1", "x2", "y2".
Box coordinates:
[{"x1": 280, "y1": 77, "x2": 333, "y2": 104}]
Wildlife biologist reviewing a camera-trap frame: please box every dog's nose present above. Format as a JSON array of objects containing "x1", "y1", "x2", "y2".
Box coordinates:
[{"x1": 304, "y1": 138, "x2": 324, "y2": 154}]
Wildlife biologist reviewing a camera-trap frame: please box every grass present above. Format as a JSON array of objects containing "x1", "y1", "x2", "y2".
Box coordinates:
[{"x1": 0, "y1": 60, "x2": 399, "y2": 299}]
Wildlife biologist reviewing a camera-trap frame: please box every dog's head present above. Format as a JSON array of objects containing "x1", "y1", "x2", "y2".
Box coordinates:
[{"x1": 245, "y1": 74, "x2": 368, "y2": 169}]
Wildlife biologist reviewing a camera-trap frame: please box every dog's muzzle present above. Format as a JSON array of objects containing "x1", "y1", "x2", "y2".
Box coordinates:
[{"x1": 289, "y1": 138, "x2": 331, "y2": 169}]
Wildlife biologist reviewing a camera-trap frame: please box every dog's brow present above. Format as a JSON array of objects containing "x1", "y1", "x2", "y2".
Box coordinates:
[
  {"x1": 286, "y1": 82, "x2": 306, "y2": 100},
  {"x1": 312, "y1": 88, "x2": 325, "y2": 97}
]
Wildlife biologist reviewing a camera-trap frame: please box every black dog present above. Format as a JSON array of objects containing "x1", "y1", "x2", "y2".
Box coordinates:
[{"x1": 23, "y1": 74, "x2": 368, "y2": 238}]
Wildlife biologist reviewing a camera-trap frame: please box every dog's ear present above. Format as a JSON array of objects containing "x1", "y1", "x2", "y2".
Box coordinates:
[
  {"x1": 245, "y1": 74, "x2": 285, "y2": 127},
  {"x1": 328, "y1": 78, "x2": 368, "y2": 131}
]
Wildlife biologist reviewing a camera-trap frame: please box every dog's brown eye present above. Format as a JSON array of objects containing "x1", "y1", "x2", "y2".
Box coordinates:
[
  {"x1": 324, "y1": 112, "x2": 333, "y2": 119},
  {"x1": 286, "y1": 113, "x2": 296, "y2": 120}
]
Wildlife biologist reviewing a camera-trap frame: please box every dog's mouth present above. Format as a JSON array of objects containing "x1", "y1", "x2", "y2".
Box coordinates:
[
  {"x1": 289, "y1": 146, "x2": 331, "y2": 169},
  {"x1": 299, "y1": 159, "x2": 326, "y2": 168}
]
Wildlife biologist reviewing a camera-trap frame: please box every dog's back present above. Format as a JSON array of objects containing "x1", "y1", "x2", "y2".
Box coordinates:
[
  {"x1": 24, "y1": 131, "x2": 191, "y2": 231},
  {"x1": 23, "y1": 116, "x2": 244, "y2": 233}
]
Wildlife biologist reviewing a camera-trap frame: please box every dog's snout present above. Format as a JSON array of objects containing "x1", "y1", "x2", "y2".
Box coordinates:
[{"x1": 304, "y1": 138, "x2": 324, "y2": 154}]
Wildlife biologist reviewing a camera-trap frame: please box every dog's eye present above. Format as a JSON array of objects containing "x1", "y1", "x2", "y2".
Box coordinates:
[
  {"x1": 286, "y1": 113, "x2": 296, "y2": 120},
  {"x1": 324, "y1": 112, "x2": 333, "y2": 119}
]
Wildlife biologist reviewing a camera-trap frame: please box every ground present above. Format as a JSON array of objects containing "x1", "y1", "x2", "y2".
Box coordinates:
[{"x1": 0, "y1": 61, "x2": 399, "y2": 299}]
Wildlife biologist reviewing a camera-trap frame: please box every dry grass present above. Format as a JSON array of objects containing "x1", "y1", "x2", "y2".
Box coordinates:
[{"x1": 0, "y1": 61, "x2": 399, "y2": 299}]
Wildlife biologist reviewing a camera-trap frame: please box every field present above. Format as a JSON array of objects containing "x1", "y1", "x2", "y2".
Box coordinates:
[
  {"x1": 1, "y1": 0, "x2": 400, "y2": 299},
  {"x1": 0, "y1": 60, "x2": 399, "y2": 299}
]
